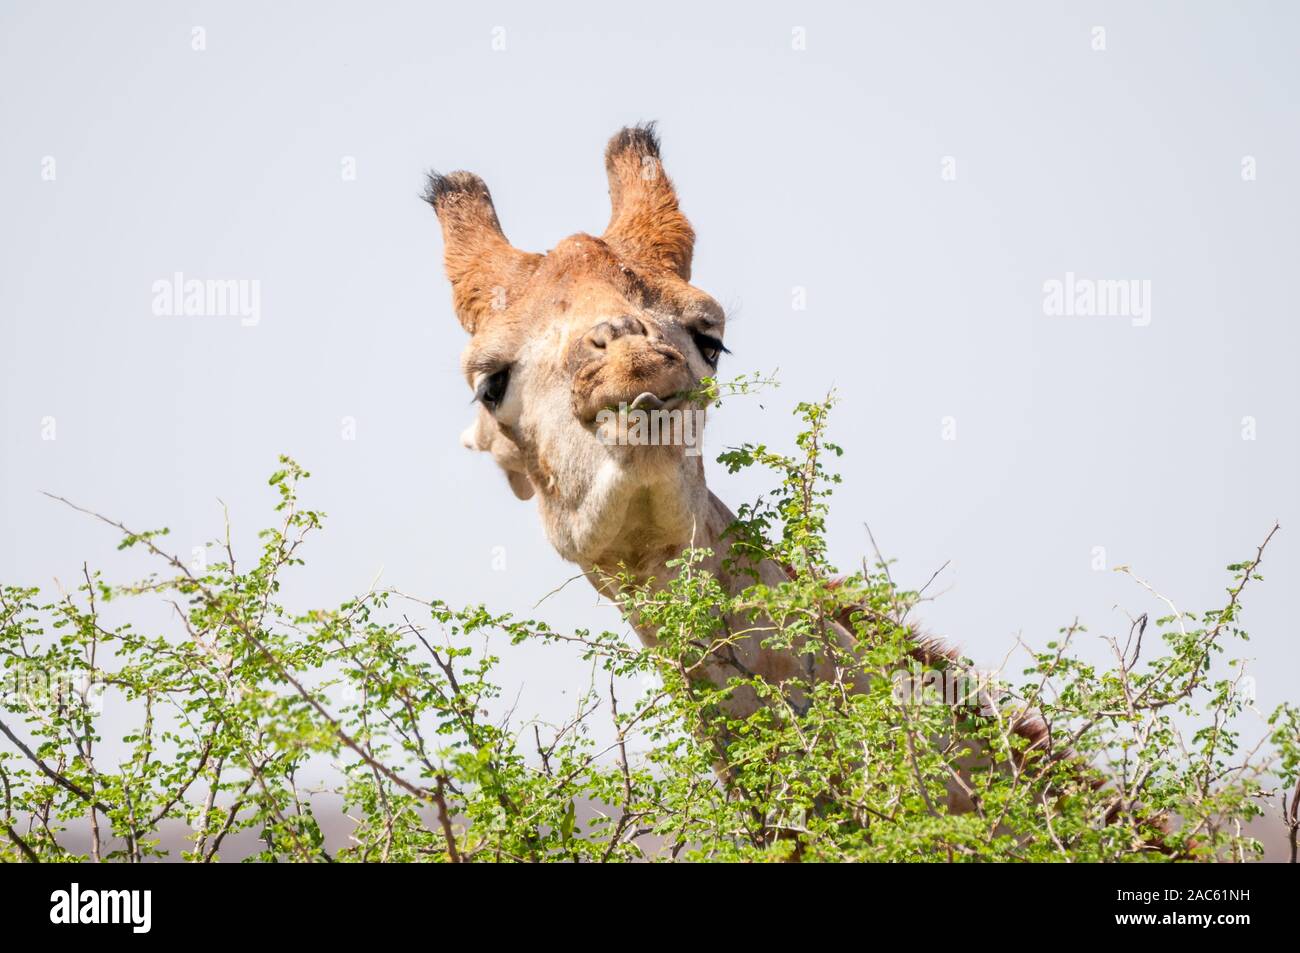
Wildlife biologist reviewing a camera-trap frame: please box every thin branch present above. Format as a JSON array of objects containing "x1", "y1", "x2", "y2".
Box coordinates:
[{"x1": 3, "y1": 823, "x2": 40, "y2": 863}]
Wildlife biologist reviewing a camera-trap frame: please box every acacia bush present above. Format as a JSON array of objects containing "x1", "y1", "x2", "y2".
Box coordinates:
[{"x1": 1, "y1": 394, "x2": 1296, "y2": 863}]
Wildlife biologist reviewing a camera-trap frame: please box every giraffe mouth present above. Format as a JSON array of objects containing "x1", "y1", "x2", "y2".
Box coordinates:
[
  {"x1": 579, "y1": 387, "x2": 691, "y2": 426},
  {"x1": 592, "y1": 390, "x2": 687, "y2": 419},
  {"x1": 583, "y1": 389, "x2": 706, "y2": 456},
  {"x1": 629, "y1": 391, "x2": 672, "y2": 411}
]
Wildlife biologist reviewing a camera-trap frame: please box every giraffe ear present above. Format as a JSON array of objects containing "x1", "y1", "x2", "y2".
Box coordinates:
[
  {"x1": 602, "y1": 123, "x2": 695, "y2": 280},
  {"x1": 460, "y1": 409, "x2": 536, "y2": 501},
  {"x1": 424, "y1": 171, "x2": 541, "y2": 333}
]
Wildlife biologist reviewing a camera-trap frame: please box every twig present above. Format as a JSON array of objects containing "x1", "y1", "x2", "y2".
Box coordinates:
[{"x1": 3, "y1": 823, "x2": 40, "y2": 863}]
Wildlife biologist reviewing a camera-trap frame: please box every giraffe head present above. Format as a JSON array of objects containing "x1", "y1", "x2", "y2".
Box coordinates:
[{"x1": 425, "y1": 125, "x2": 727, "y2": 569}]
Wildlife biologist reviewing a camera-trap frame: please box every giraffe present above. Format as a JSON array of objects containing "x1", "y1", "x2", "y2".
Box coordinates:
[
  {"x1": 424, "y1": 124, "x2": 863, "y2": 714},
  {"x1": 422, "y1": 124, "x2": 1058, "y2": 804},
  {"x1": 422, "y1": 124, "x2": 1181, "y2": 844}
]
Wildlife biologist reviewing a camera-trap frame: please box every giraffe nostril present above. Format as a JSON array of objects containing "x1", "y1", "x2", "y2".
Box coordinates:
[
  {"x1": 586, "y1": 314, "x2": 646, "y2": 352},
  {"x1": 615, "y1": 314, "x2": 647, "y2": 338}
]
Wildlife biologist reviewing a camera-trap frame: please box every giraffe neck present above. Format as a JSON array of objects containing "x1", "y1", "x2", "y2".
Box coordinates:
[
  {"x1": 576, "y1": 482, "x2": 1046, "y2": 818},
  {"x1": 582, "y1": 488, "x2": 840, "y2": 716},
  {"x1": 583, "y1": 488, "x2": 788, "y2": 618}
]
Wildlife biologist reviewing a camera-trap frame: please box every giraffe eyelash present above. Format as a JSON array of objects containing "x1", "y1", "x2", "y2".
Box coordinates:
[
  {"x1": 691, "y1": 332, "x2": 729, "y2": 368},
  {"x1": 474, "y1": 366, "x2": 512, "y2": 410}
]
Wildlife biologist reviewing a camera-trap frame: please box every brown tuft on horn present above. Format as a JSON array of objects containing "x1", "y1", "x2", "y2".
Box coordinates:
[
  {"x1": 602, "y1": 122, "x2": 695, "y2": 280},
  {"x1": 423, "y1": 170, "x2": 541, "y2": 333}
]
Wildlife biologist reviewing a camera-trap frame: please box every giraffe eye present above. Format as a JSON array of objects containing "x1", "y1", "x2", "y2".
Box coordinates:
[
  {"x1": 691, "y1": 332, "x2": 728, "y2": 369},
  {"x1": 475, "y1": 367, "x2": 511, "y2": 410}
]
